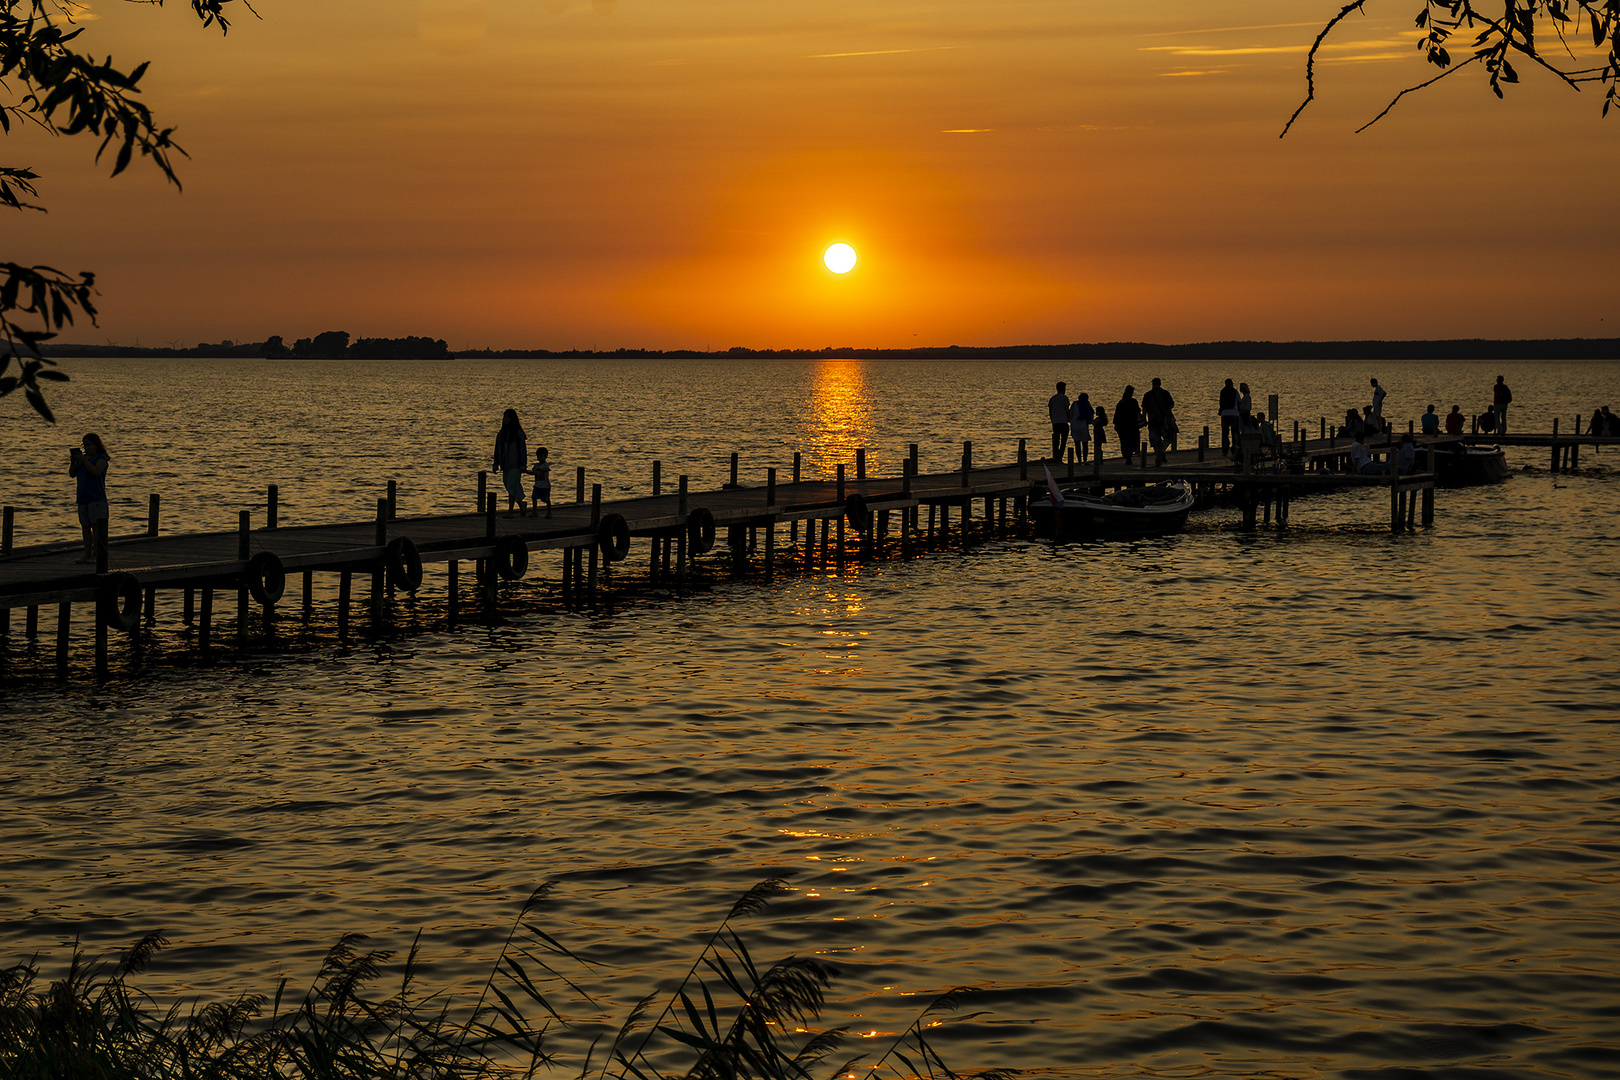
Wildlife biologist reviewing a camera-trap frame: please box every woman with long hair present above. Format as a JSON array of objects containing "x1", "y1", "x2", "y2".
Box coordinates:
[
  {"x1": 493, "y1": 409, "x2": 528, "y2": 517},
  {"x1": 68, "y1": 432, "x2": 111, "y2": 563}
]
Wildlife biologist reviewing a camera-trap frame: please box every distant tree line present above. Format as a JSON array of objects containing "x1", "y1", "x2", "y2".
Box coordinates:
[{"x1": 37, "y1": 331, "x2": 454, "y2": 360}]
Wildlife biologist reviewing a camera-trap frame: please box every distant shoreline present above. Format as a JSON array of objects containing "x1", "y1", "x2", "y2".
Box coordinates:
[{"x1": 31, "y1": 338, "x2": 1620, "y2": 361}]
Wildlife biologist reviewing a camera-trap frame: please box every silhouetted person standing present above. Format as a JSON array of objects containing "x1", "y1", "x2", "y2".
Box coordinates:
[
  {"x1": 1114, "y1": 386, "x2": 1143, "y2": 461},
  {"x1": 1069, "y1": 392, "x2": 1094, "y2": 462},
  {"x1": 1493, "y1": 376, "x2": 1513, "y2": 434},
  {"x1": 68, "y1": 432, "x2": 110, "y2": 564},
  {"x1": 1370, "y1": 378, "x2": 1387, "y2": 429},
  {"x1": 1093, "y1": 404, "x2": 1108, "y2": 460},
  {"x1": 493, "y1": 408, "x2": 529, "y2": 517},
  {"x1": 1142, "y1": 377, "x2": 1175, "y2": 466},
  {"x1": 1048, "y1": 381, "x2": 1071, "y2": 463},
  {"x1": 1218, "y1": 379, "x2": 1239, "y2": 455}
]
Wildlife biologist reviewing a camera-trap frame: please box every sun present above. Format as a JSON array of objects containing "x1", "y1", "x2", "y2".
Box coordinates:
[{"x1": 823, "y1": 243, "x2": 857, "y2": 274}]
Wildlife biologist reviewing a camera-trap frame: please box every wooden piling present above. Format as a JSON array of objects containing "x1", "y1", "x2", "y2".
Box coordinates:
[
  {"x1": 961, "y1": 441, "x2": 972, "y2": 486},
  {"x1": 147, "y1": 494, "x2": 159, "y2": 537},
  {"x1": 1, "y1": 505, "x2": 12, "y2": 555},
  {"x1": 200, "y1": 588, "x2": 214, "y2": 652},
  {"x1": 26, "y1": 605, "x2": 38, "y2": 639},
  {"x1": 764, "y1": 520, "x2": 775, "y2": 578},
  {"x1": 1018, "y1": 438, "x2": 1027, "y2": 480},
  {"x1": 302, "y1": 570, "x2": 313, "y2": 623},
  {"x1": 653, "y1": 460, "x2": 662, "y2": 496},
  {"x1": 576, "y1": 466, "x2": 586, "y2": 505},
  {"x1": 730, "y1": 452, "x2": 740, "y2": 489},
  {"x1": 791, "y1": 453, "x2": 801, "y2": 546},
  {"x1": 856, "y1": 448, "x2": 866, "y2": 480},
  {"x1": 477, "y1": 470, "x2": 486, "y2": 512},
  {"x1": 337, "y1": 573, "x2": 350, "y2": 638},
  {"x1": 268, "y1": 484, "x2": 279, "y2": 529},
  {"x1": 679, "y1": 475, "x2": 689, "y2": 517},
  {"x1": 56, "y1": 601, "x2": 70, "y2": 676},
  {"x1": 448, "y1": 560, "x2": 459, "y2": 625},
  {"x1": 836, "y1": 517, "x2": 845, "y2": 576},
  {"x1": 767, "y1": 467, "x2": 776, "y2": 508},
  {"x1": 386, "y1": 480, "x2": 396, "y2": 520},
  {"x1": 837, "y1": 463, "x2": 845, "y2": 504}
]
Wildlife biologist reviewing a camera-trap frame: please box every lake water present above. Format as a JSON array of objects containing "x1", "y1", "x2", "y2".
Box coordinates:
[{"x1": 2, "y1": 357, "x2": 1619, "y2": 1078}]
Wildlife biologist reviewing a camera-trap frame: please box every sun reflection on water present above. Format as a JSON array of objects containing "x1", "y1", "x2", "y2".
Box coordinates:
[{"x1": 806, "y1": 359, "x2": 877, "y2": 478}]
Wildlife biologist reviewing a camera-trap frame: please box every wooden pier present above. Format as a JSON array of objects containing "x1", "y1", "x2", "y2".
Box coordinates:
[{"x1": 2, "y1": 418, "x2": 1612, "y2": 682}]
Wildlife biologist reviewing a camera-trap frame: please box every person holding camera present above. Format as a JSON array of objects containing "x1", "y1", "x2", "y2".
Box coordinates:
[{"x1": 69, "y1": 433, "x2": 111, "y2": 564}]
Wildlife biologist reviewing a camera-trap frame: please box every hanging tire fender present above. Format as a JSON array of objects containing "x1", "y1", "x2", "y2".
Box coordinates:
[
  {"x1": 97, "y1": 572, "x2": 142, "y2": 631},
  {"x1": 245, "y1": 551, "x2": 286, "y2": 606},
  {"x1": 597, "y1": 513, "x2": 631, "y2": 562},
  {"x1": 687, "y1": 507, "x2": 717, "y2": 554},
  {"x1": 844, "y1": 493, "x2": 871, "y2": 532},
  {"x1": 386, "y1": 536, "x2": 424, "y2": 592},
  {"x1": 494, "y1": 534, "x2": 529, "y2": 580}
]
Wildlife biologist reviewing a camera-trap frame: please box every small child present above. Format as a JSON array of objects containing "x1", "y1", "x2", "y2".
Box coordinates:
[{"x1": 527, "y1": 447, "x2": 552, "y2": 518}]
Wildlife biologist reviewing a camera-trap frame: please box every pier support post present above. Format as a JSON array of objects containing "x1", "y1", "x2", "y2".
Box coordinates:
[
  {"x1": 448, "y1": 560, "x2": 459, "y2": 625},
  {"x1": 587, "y1": 543, "x2": 599, "y2": 607},
  {"x1": 767, "y1": 467, "x2": 776, "y2": 508},
  {"x1": 819, "y1": 515, "x2": 830, "y2": 570},
  {"x1": 791, "y1": 454, "x2": 802, "y2": 547},
  {"x1": 909, "y1": 443, "x2": 918, "y2": 478},
  {"x1": 1, "y1": 505, "x2": 12, "y2": 554},
  {"x1": 57, "y1": 601, "x2": 70, "y2": 677},
  {"x1": 678, "y1": 476, "x2": 689, "y2": 518},
  {"x1": 371, "y1": 499, "x2": 387, "y2": 632},
  {"x1": 837, "y1": 464, "x2": 845, "y2": 505},
  {"x1": 836, "y1": 517, "x2": 845, "y2": 576},
  {"x1": 478, "y1": 470, "x2": 487, "y2": 512},
  {"x1": 961, "y1": 441, "x2": 972, "y2": 487},
  {"x1": 1198, "y1": 432, "x2": 1207, "y2": 463},
  {"x1": 1067, "y1": 447, "x2": 1075, "y2": 480},
  {"x1": 96, "y1": 518, "x2": 109, "y2": 575},
  {"x1": 676, "y1": 530, "x2": 688, "y2": 595},
  {"x1": 337, "y1": 572, "x2": 351, "y2": 638},
  {"x1": 26, "y1": 605, "x2": 38, "y2": 640},
  {"x1": 765, "y1": 520, "x2": 775, "y2": 578},
  {"x1": 301, "y1": 571, "x2": 313, "y2": 624},
  {"x1": 200, "y1": 588, "x2": 214, "y2": 653},
  {"x1": 95, "y1": 605, "x2": 108, "y2": 683}
]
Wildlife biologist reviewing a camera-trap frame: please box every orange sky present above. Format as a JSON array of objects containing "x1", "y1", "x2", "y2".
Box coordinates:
[{"x1": 7, "y1": 0, "x2": 1617, "y2": 349}]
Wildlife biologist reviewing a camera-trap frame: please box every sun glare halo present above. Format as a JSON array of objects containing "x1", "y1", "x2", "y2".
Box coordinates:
[{"x1": 824, "y1": 243, "x2": 857, "y2": 274}]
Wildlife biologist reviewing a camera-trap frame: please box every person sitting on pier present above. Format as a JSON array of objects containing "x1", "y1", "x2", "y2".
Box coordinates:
[
  {"x1": 1069, "y1": 392, "x2": 1094, "y2": 462},
  {"x1": 1478, "y1": 404, "x2": 1499, "y2": 434},
  {"x1": 1395, "y1": 433, "x2": 1418, "y2": 475},
  {"x1": 1340, "y1": 408, "x2": 1364, "y2": 440},
  {"x1": 529, "y1": 446, "x2": 552, "y2": 519},
  {"x1": 1445, "y1": 405, "x2": 1465, "y2": 436},
  {"x1": 68, "y1": 432, "x2": 111, "y2": 564},
  {"x1": 1421, "y1": 404, "x2": 1440, "y2": 436},
  {"x1": 1607, "y1": 407, "x2": 1620, "y2": 437},
  {"x1": 1363, "y1": 405, "x2": 1387, "y2": 437},
  {"x1": 1589, "y1": 408, "x2": 1605, "y2": 436},
  {"x1": 494, "y1": 408, "x2": 529, "y2": 517},
  {"x1": 1349, "y1": 434, "x2": 1383, "y2": 476},
  {"x1": 1113, "y1": 386, "x2": 1143, "y2": 461},
  {"x1": 1048, "y1": 381, "x2": 1071, "y2": 463}
]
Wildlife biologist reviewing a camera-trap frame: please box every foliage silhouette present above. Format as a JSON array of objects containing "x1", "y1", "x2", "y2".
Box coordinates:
[{"x1": 0, "y1": 880, "x2": 1013, "y2": 1080}]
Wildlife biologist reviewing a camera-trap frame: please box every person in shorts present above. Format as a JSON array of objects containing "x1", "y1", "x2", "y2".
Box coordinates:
[
  {"x1": 69, "y1": 432, "x2": 111, "y2": 564},
  {"x1": 529, "y1": 446, "x2": 552, "y2": 519}
]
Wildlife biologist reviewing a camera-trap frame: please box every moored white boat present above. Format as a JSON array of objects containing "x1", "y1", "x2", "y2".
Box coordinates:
[{"x1": 1029, "y1": 480, "x2": 1195, "y2": 537}]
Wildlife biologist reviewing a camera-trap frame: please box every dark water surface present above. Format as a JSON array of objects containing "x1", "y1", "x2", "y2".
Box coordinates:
[{"x1": 3, "y1": 358, "x2": 1619, "y2": 1077}]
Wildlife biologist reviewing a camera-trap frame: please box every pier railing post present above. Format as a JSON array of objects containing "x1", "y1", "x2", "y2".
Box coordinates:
[
  {"x1": 96, "y1": 518, "x2": 109, "y2": 575},
  {"x1": 856, "y1": 448, "x2": 866, "y2": 480},
  {"x1": 386, "y1": 480, "x2": 396, "y2": 520},
  {"x1": 837, "y1": 464, "x2": 845, "y2": 504},
  {"x1": 1198, "y1": 432, "x2": 1207, "y2": 462},
  {"x1": 961, "y1": 441, "x2": 971, "y2": 487},
  {"x1": 477, "y1": 470, "x2": 487, "y2": 512},
  {"x1": 903, "y1": 459, "x2": 913, "y2": 497},
  {"x1": 653, "y1": 460, "x2": 662, "y2": 496},
  {"x1": 147, "y1": 494, "x2": 159, "y2": 537},
  {"x1": 730, "y1": 452, "x2": 739, "y2": 488},
  {"x1": 678, "y1": 475, "x2": 688, "y2": 518},
  {"x1": 576, "y1": 466, "x2": 586, "y2": 505},
  {"x1": 793, "y1": 451, "x2": 802, "y2": 483},
  {"x1": 486, "y1": 494, "x2": 496, "y2": 538},
  {"x1": 237, "y1": 512, "x2": 250, "y2": 560},
  {"x1": 268, "y1": 484, "x2": 278, "y2": 530},
  {"x1": 767, "y1": 467, "x2": 776, "y2": 508},
  {"x1": 591, "y1": 484, "x2": 602, "y2": 527},
  {"x1": 1268, "y1": 394, "x2": 1278, "y2": 424},
  {"x1": 1067, "y1": 446, "x2": 1074, "y2": 480},
  {"x1": 1, "y1": 505, "x2": 12, "y2": 555},
  {"x1": 1018, "y1": 439, "x2": 1027, "y2": 480},
  {"x1": 1320, "y1": 417, "x2": 1326, "y2": 440}
]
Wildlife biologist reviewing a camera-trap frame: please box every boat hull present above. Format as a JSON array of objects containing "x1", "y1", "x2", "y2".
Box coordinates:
[
  {"x1": 1433, "y1": 443, "x2": 1510, "y2": 486},
  {"x1": 1029, "y1": 481, "x2": 1195, "y2": 537}
]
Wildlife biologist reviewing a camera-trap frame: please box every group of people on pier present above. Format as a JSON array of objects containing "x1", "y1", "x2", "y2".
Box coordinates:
[{"x1": 1046, "y1": 376, "x2": 1284, "y2": 466}]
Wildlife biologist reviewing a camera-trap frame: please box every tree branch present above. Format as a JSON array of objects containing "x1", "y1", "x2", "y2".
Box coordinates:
[{"x1": 1281, "y1": 1, "x2": 1370, "y2": 137}]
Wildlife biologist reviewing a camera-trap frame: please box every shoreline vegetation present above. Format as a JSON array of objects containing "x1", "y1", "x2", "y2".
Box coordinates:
[
  {"x1": 27, "y1": 337, "x2": 1620, "y2": 362},
  {"x1": 0, "y1": 880, "x2": 1009, "y2": 1080}
]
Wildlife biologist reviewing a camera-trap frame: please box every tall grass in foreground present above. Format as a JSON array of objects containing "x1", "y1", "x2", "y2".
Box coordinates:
[{"x1": 1, "y1": 880, "x2": 1013, "y2": 1080}]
